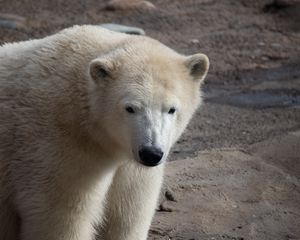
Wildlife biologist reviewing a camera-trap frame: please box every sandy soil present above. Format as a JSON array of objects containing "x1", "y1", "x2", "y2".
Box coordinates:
[{"x1": 0, "y1": 0, "x2": 299, "y2": 239}]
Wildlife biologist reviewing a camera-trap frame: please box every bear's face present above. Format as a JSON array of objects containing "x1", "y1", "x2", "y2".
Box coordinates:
[{"x1": 88, "y1": 43, "x2": 209, "y2": 167}]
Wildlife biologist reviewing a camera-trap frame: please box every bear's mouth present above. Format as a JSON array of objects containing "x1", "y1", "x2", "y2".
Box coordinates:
[{"x1": 138, "y1": 158, "x2": 163, "y2": 167}]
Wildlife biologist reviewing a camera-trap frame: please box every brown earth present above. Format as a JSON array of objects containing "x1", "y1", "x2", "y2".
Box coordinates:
[{"x1": 0, "y1": 0, "x2": 299, "y2": 239}]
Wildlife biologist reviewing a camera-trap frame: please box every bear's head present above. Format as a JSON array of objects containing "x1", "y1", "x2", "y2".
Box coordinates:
[{"x1": 88, "y1": 38, "x2": 209, "y2": 167}]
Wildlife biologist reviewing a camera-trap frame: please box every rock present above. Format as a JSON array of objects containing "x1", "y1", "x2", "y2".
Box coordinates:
[
  {"x1": 165, "y1": 189, "x2": 177, "y2": 202},
  {"x1": 263, "y1": 0, "x2": 299, "y2": 12},
  {"x1": 158, "y1": 201, "x2": 174, "y2": 212},
  {"x1": 190, "y1": 39, "x2": 199, "y2": 44},
  {"x1": 99, "y1": 23, "x2": 145, "y2": 35},
  {"x1": 104, "y1": 0, "x2": 156, "y2": 11},
  {"x1": 0, "y1": 13, "x2": 27, "y2": 29},
  {"x1": 271, "y1": 43, "x2": 281, "y2": 48},
  {"x1": 274, "y1": 0, "x2": 299, "y2": 7}
]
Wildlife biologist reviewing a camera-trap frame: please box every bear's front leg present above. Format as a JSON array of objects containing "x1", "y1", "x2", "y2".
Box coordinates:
[
  {"x1": 102, "y1": 161, "x2": 164, "y2": 240},
  {"x1": 20, "y1": 207, "x2": 96, "y2": 240},
  {"x1": 17, "y1": 170, "x2": 116, "y2": 240}
]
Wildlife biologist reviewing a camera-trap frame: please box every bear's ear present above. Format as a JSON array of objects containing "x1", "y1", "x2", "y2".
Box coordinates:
[
  {"x1": 89, "y1": 58, "x2": 114, "y2": 83},
  {"x1": 185, "y1": 53, "x2": 209, "y2": 82}
]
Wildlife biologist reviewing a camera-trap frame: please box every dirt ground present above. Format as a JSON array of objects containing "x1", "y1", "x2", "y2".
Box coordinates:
[{"x1": 0, "y1": 0, "x2": 299, "y2": 239}]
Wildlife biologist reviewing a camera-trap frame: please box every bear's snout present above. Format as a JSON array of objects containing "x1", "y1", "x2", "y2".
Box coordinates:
[{"x1": 138, "y1": 146, "x2": 164, "y2": 167}]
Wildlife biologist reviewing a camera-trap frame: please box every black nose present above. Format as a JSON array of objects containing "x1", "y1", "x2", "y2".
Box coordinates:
[{"x1": 138, "y1": 146, "x2": 164, "y2": 167}]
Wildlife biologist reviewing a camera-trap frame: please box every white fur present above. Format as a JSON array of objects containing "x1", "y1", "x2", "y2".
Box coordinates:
[{"x1": 0, "y1": 25, "x2": 209, "y2": 240}]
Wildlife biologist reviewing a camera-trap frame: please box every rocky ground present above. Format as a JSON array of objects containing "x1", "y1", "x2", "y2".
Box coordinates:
[{"x1": 0, "y1": 0, "x2": 299, "y2": 239}]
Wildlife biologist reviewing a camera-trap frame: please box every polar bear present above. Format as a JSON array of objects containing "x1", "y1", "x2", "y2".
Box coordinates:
[{"x1": 0, "y1": 25, "x2": 209, "y2": 240}]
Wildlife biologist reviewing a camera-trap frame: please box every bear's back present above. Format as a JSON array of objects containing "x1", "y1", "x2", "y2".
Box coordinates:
[{"x1": 0, "y1": 26, "x2": 131, "y2": 171}]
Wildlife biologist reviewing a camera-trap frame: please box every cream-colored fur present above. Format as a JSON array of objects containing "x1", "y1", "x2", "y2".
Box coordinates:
[{"x1": 0, "y1": 25, "x2": 209, "y2": 240}]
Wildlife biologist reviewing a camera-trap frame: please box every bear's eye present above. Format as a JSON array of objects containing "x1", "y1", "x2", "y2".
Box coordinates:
[
  {"x1": 168, "y1": 107, "x2": 176, "y2": 114},
  {"x1": 125, "y1": 106, "x2": 135, "y2": 114}
]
